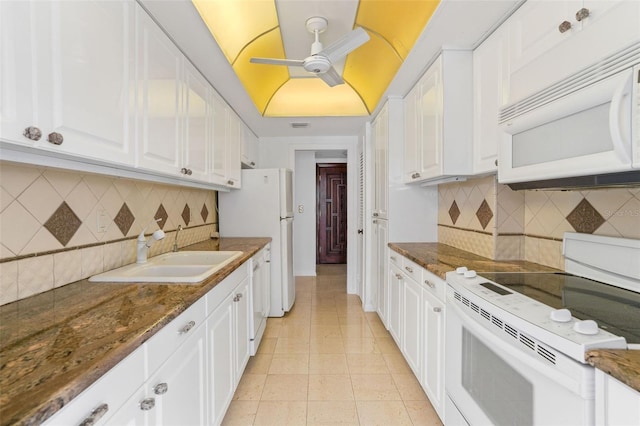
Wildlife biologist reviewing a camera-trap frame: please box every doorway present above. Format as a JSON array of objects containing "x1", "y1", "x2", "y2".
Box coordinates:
[{"x1": 316, "y1": 163, "x2": 347, "y2": 264}]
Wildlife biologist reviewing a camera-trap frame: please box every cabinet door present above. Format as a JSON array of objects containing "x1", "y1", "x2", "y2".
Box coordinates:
[
  {"x1": 403, "y1": 85, "x2": 420, "y2": 182},
  {"x1": 422, "y1": 290, "x2": 444, "y2": 418},
  {"x1": 388, "y1": 263, "x2": 403, "y2": 346},
  {"x1": 373, "y1": 105, "x2": 389, "y2": 219},
  {"x1": 211, "y1": 94, "x2": 228, "y2": 186},
  {"x1": 234, "y1": 277, "x2": 251, "y2": 384},
  {"x1": 595, "y1": 369, "x2": 640, "y2": 425},
  {"x1": 374, "y1": 220, "x2": 389, "y2": 326},
  {"x1": 148, "y1": 323, "x2": 207, "y2": 426},
  {"x1": 225, "y1": 112, "x2": 242, "y2": 188},
  {"x1": 241, "y1": 126, "x2": 258, "y2": 168},
  {"x1": 418, "y1": 58, "x2": 444, "y2": 179},
  {"x1": 136, "y1": 6, "x2": 182, "y2": 175},
  {"x1": 107, "y1": 386, "x2": 155, "y2": 426},
  {"x1": 207, "y1": 292, "x2": 235, "y2": 426},
  {"x1": 473, "y1": 25, "x2": 509, "y2": 175},
  {"x1": 402, "y1": 276, "x2": 422, "y2": 377},
  {"x1": 182, "y1": 61, "x2": 210, "y2": 182}
]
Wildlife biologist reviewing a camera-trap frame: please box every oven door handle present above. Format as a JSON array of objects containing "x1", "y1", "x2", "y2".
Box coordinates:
[{"x1": 447, "y1": 296, "x2": 578, "y2": 391}]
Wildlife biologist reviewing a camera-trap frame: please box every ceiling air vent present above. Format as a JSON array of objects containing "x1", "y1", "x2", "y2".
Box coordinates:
[{"x1": 290, "y1": 122, "x2": 309, "y2": 129}]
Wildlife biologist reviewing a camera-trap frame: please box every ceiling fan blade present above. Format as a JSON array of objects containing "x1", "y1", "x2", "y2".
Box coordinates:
[
  {"x1": 317, "y1": 66, "x2": 344, "y2": 87},
  {"x1": 321, "y1": 27, "x2": 370, "y2": 63},
  {"x1": 250, "y1": 57, "x2": 305, "y2": 67}
]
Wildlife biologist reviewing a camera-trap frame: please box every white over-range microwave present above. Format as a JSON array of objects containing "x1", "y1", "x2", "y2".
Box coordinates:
[{"x1": 498, "y1": 43, "x2": 640, "y2": 189}]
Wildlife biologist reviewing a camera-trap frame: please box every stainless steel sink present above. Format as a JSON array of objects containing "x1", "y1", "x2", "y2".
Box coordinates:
[{"x1": 89, "y1": 251, "x2": 243, "y2": 283}]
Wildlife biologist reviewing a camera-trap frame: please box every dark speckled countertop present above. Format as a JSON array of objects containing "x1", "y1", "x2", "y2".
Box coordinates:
[
  {"x1": 0, "y1": 237, "x2": 270, "y2": 426},
  {"x1": 389, "y1": 242, "x2": 640, "y2": 393}
]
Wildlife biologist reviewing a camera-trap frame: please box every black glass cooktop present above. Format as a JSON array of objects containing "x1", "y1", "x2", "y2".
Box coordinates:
[{"x1": 479, "y1": 272, "x2": 640, "y2": 345}]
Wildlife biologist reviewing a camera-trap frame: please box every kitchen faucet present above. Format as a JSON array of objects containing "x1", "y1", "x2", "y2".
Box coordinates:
[
  {"x1": 137, "y1": 218, "x2": 165, "y2": 263},
  {"x1": 173, "y1": 225, "x2": 182, "y2": 252}
]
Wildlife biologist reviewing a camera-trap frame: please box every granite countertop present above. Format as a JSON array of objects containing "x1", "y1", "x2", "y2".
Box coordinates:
[
  {"x1": 0, "y1": 237, "x2": 270, "y2": 426},
  {"x1": 586, "y1": 349, "x2": 640, "y2": 393},
  {"x1": 389, "y1": 242, "x2": 640, "y2": 393},
  {"x1": 388, "y1": 242, "x2": 558, "y2": 279}
]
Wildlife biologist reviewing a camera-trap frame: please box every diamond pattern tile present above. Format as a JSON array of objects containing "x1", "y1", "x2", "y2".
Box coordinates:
[
  {"x1": 475, "y1": 199, "x2": 493, "y2": 230},
  {"x1": 44, "y1": 202, "x2": 82, "y2": 246},
  {"x1": 182, "y1": 204, "x2": 191, "y2": 226},
  {"x1": 114, "y1": 203, "x2": 135, "y2": 236},
  {"x1": 566, "y1": 198, "x2": 605, "y2": 234},
  {"x1": 201, "y1": 203, "x2": 209, "y2": 223},
  {"x1": 448, "y1": 201, "x2": 460, "y2": 225},
  {"x1": 155, "y1": 204, "x2": 168, "y2": 229}
]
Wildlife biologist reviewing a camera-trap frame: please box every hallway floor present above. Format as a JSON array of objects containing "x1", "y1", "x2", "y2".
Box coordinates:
[{"x1": 222, "y1": 264, "x2": 443, "y2": 425}]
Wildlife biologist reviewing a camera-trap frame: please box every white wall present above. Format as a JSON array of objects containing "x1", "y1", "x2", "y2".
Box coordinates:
[
  {"x1": 259, "y1": 136, "x2": 359, "y2": 293},
  {"x1": 293, "y1": 151, "x2": 317, "y2": 276}
]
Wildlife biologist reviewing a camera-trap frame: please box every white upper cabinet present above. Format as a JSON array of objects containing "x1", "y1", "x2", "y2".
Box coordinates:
[
  {"x1": 372, "y1": 103, "x2": 389, "y2": 219},
  {"x1": 0, "y1": 0, "x2": 135, "y2": 165},
  {"x1": 403, "y1": 51, "x2": 473, "y2": 184},
  {"x1": 225, "y1": 111, "x2": 243, "y2": 188},
  {"x1": 182, "y1": 61, "x2": 211, "y2": 182},
  {"x1": 508, "y1": 0, "x2": 640, "y2": 102},
  {"x1": 211, "y1": 93, "x2": 229, "y2": 187},
  {"x1": 472, "y1": 25, "x2": 510, "y2": 175},
  {"x1": 241, "y1": 126, "x2": 259, "y2": 169}
]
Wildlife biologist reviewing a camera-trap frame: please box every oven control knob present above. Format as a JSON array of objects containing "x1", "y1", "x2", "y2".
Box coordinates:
[
  {"x1": 456, "y1": 267, "x2": 468, "y2": 274},
  {"x1": 573, "y1": 320, "x2": 599, "y2": 335},
  {"x1": 550, "y1": 308, "x2": 572, "y2": 323},
  {"x1": 464, "y1": 270, "x2": 477, "y2": 278}
]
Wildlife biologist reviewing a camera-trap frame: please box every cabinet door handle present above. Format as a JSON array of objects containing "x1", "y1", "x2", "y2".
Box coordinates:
[
  {"x1": 154, "y1": 382, "x2": 169, "y2": 395},
  {"x1": 575, "y1": 7, "x2": 589, "y2": 21},
  {"x1": 395, "y1": 273, "x2": 402, "y2": 279},
  {"x1": 227, "y1": 179, "x2": 235, "y2": 186},
  {"x1": 405, "y1": 266, "x2": 413, "y2": 273},
  {"x1": 181, "y1": 167, "x2": 188, "y2": 175},
  {"x1": 187, "y1": 169, "x2": 192, "y2": 176},
  {"x1": 179, "y1": 320, "x2": 196, "y2": 334},
  {"x1": 253, "y1": 264, "x2": 259, "y2": 272},
  {"x1": 79, "y1": 403, "x2": 109, "y2": 426},
  {"x1": 23, "y1": 126, "x2": 42, "y2": 141},
  {"x1": 558, "y1": 20, "x2": 572, "y2": 33},
  {"x1": 433, "y1": 307, "x2": 442, "y2": 313},
  {"x1": 140, "y1": 398, "x2": 155, "y2": 411},
  {"x1": 411, "y1": 172, "x2": 421, "y2": 179},
  {"x1": 250, "y1": 161, "x2": 256, "y2": 166},
  {"x1": 494, "y1": 159, "x2": 498, "y2": 167},
  {"x1": 236, "y1": 293, "x2": 243, "y2": 299},
  {"x1": 390, "y1": 256, "x2": 397, "y2": 261},
  {"x1": 425, "y1": 280, "x2": 435, "y2": 289},
  {"x1": 47, "y1": 132, "x2": 64, "y2": 145}
]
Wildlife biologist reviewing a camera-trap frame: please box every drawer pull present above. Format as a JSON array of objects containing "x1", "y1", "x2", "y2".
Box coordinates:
[
  {"x1": 390, "y1": 256, "x2": 397, "y2": 261},
  {"x1": 425, "y1": 280, "x2": 435, "y2": 289},
  {"x1": 405, "y1": 266, "x2": 414, "y2": 273},
  {"x1": 433, "y1": 307, "x2": 442, "y2": 313},
  {"x1": 140, "y1": 398, "x2": 155, "y2": 411},
  {"x1": 395, "y1": 273, "x2": 402, "y2": 280},
  {"x1": 558, "y1": 20, "x2": 571, "y2": 33},
  {"x1": 411, "y1": 172, "x2": 421, "y2": 179},
  {"x1": 253, "y1": 264, "x2": 259, "y2": 272},
  {"x1": 154, "y1": 382, "x2": 169, "y2": 395},
  {"x1": 79, "y1": 403, "x2": 109, "y2": 426},
  {"x1": 47, "y1": 132, "x2": 64, "y2": 145},
  {"x1": 179, "y1": 320, "x2": 196, "y2": 335},
  {"x1": 23, "y1": 126, "x2": 42, "y2": 141},
  {"x1": 575, "y1": 7, "x2": 589, "y2": 21}
]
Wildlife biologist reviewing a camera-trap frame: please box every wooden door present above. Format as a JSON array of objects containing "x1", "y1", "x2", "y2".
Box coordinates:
[{"x1": 317, "y1": 164, "x2": 347, "y2": 264}]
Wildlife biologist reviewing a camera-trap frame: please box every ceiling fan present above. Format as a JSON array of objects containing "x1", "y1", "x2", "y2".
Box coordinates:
[{"x1": 250, "y1": 16, "x2": 370, "y2": 87}]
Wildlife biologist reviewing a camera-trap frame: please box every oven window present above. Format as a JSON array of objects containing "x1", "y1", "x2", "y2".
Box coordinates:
[{"x1": 462, "y1": 328, "x2": 533, "y2": 426}]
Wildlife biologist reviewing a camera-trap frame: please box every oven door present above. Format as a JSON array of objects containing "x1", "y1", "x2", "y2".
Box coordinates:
[{"x1": 445, "y1": 289, "x2": 595, "y2": 426}]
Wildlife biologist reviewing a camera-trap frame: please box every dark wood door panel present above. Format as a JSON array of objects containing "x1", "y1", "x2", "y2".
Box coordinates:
[{"x1": 317, "y1": 164, "x2": 347, "y2": 264}]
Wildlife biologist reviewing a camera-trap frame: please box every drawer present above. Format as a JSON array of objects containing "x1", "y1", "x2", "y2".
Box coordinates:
[
  {"x1": 389, "y1": 251, "x2": 402, "y2": 267},
  {"x1": 421, "y1": 269, "x2": 446, "y2": 302},
  {"x1": 401, "y1": 257, "x2": 421, "y2": 283},
  {"x1": 146, "y1": 296, "x2": 206, "y2": 376},
  {"x1": 206, "y1": 260, "x2": 249, "y2": 315},
  {"x1": 43, "y1": 348, "x2": 145, "y2": 426}
]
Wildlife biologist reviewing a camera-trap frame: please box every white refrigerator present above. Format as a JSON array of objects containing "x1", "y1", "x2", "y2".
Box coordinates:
[{"x1": 219, "y1": 169, "x2": 294, "y2": 317}]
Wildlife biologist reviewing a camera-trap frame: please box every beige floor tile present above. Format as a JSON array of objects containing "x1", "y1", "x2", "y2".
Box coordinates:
[
  {"x1": 310, "y1": 336, "x2": 345, "y2": 354},
  {"x1": 253, "y1": 401, "x2": 307, "y2": 425},
  {"x1": 351, "y1": 374, "x2": 401, "y2": 400},
  {"x1": 263, "y1": 324, "x2": 282, "y2": 338},
  {"x1": 221, "y1": 400, "x2": 259, "y2": 426},
  {"x1": 374, "y1": 336, "x2": 402, "y2": 355},
  {"x1": 257, "y1": 337, "x2": 277, "y2": 354},
  {"x1": 337, "y1": 313, "x2": 368, "y2": 325},
  {"x1": 268, "y1": 353, "x2": 309, "y2": 374},
  {"x1": 309, "y1": 353, "x2": 349, "y2": 374},
  {"x1": 355, "y1": 400, "x2": 413, "y2": 426},
  {"x1": 383, "y1": 353, "x2": 413, "y2": 374},
  {"x1": 233, "y1": 374, "x2": 266, "y2": 401},
  {"x1": 279, "y1": 324, "x2": 311, "y2": 339},
  {"x1": 404, "y1": 399, "x2": 444, "y2": 425},
  {"x1": 244, "y1": 354, "x2": 273, "y2": 374},
  {"x1": 342, "y1": 337, "x2": 379, "y2": 354},
  {"x1": 261, "y1": 374, "x2": 309, "y2": 401},
  {"x1": 340, "y1": 324, "x2": 374, "y2": 338},
  {"x1": 310, "y1": 312, "x2": 340, "y2": 326},
  {"x1": 274, "y1": 337, "x2": 310, "y2": 354},
  {"x1": 392, "y1": 373, "x2": 427, "y2": 401},
  {"x1": 368, "y1": 322, "x2": 391, "y2": 338},
  {"x1": 308, "y1": 374, "x2": 354, "y2": 401},
  {"x1": 307, "y1": 401, "x2": 359, "y2": 425},
  {"x1": 310, "y1": 325, "x2": 342, "y2": 338},
  {"x1": 346, "y1": 353, "x2": 389, "y2": 375}
]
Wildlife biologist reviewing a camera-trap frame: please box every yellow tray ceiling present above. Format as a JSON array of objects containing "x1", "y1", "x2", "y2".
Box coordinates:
[{"x1": 193, "y1": 0, "x2": 440, "y2": 117}]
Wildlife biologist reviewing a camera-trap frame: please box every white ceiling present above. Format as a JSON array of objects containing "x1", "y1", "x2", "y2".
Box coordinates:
[{"x1": 140, "y1": 0, "x2": 522, "y2": 138}]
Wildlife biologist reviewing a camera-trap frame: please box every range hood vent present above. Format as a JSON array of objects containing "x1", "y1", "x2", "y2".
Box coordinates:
[{"x1": 507, "y1": 170, "x2": 640, "y2": 191}]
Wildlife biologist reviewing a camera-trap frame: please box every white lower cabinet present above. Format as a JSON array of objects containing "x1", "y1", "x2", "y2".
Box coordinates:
[
  {"x1": 595, "y1": 368, "x2": 640, "y2": 425},
  {"x1": 43, "y1": 253, "x2": 259, "y2": 426},
  {"x1": 387, "y1": 252, "x2": 445, "y2": 423}
]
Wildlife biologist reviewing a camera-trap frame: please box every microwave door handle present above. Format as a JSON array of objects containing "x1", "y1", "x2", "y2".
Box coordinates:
[{"x1": 609, "y1": 72, "x2": 633, "y2": 163}]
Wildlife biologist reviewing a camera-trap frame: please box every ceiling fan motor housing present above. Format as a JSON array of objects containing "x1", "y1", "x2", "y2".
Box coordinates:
[{"x1": 304, "y1": 55, "x2": 331, "y2": 74}]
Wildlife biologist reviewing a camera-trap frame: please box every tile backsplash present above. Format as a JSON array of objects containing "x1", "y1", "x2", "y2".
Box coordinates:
[
  {"x1": 438, "y1": 175, "x2": 640, "y2": 269},
  {"x1": 0, "y1": 162, "x2": 218, "y2": 305}
]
